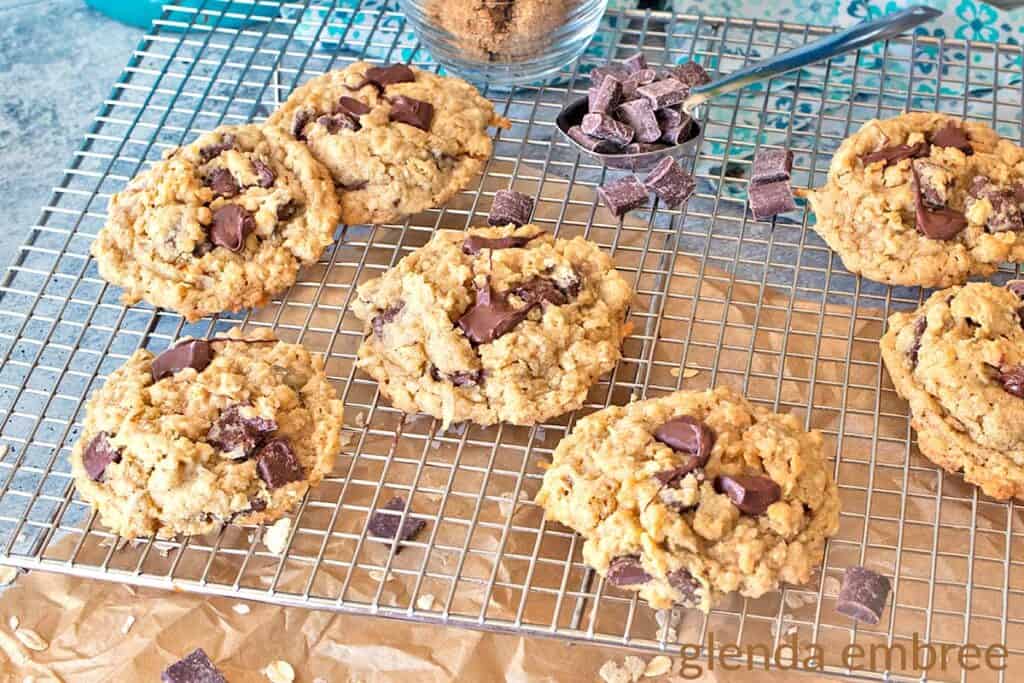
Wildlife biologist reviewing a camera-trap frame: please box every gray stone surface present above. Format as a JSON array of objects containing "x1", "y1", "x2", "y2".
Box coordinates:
[{"x1": 0, "y1": 0, "x2": 142, "y2": 271}]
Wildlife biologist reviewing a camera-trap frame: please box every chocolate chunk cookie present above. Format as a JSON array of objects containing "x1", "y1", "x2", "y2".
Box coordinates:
[
  {"x1": 535, "y1": 387, "x2": 840, "y2": 611},
  {"x1": 880, "y1": 282, "x2": 1024, "y2": 500},
  {"x1": 268, "y1": 61, "x2": 510, "y2": 226},
  {"x1": 92, "y1": 124, "x2": 340, "y2": 321},
  {"x1": 802, "y1": 112, "x2": 1024, "y2": 288},
  {"x1": 351, "y1": 224, "x2": 633, "y2": 426},
  {"x1": 71, "y1": 328, "x2": 345, "y2": 538}
]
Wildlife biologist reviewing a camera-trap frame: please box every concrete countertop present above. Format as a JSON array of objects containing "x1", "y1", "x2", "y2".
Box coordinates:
[{"x1": 0, "y1": 0, "x2": 142, "y2": 272}]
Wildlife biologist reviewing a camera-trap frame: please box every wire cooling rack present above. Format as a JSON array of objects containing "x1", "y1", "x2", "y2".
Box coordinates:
[{"x1": 2, "y1": 1, "x2": 1024, "y2": 680}]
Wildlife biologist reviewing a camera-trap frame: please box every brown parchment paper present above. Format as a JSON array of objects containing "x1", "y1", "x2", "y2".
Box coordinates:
[{"x1": 0, "y1": 166, "x2": 1018, "y2": 682}]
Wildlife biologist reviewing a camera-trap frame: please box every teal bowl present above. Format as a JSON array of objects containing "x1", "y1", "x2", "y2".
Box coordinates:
[{"x1": 85, "y1": 0, "x2": 279, "y2": 30}]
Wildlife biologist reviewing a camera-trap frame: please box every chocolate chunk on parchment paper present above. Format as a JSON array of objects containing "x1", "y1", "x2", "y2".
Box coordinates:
[
  {"x1": 644, "y1": 156, "x2": 695, "y2": 208},
  {"x1": 368, "y1": 496, "x2": 426, "y2": 551},
  {"x1": 487, "y1": 190, "x2": 534, "y2": 227},
  {"x1": 748, "y1": 180, "x2": 797, "y2": 220},
  {"x1": 836, "y1": 566, "x2": 892, "y2": 625},
  {"x1": 162, "y1": 648, "x2": 228, "y2": 683},
  {"x1": 598, "y1": 176, "x2": 649, "y2": 217}
]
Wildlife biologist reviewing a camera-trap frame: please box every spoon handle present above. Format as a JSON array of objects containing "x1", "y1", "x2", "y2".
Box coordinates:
[{"x1": 681, "y1": 5, "x2": 942, "y2": 114}]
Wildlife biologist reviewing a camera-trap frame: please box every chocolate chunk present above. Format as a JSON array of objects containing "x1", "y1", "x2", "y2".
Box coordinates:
[
  {"x1": 207, "y1": 404, "x2": 277, "y2": 458},
  {"x1": 371, "y1": 303, "x2": 404, "y2": 337},
  {"x1": 644, "y1": 156, "x2": 696, "y2": 208},
  {"x1": 567, "y1": 125, "x2": 621, "y2": 154},
  {"x1": 456, "y1": 282, "x2": 534, "y2": 344},
  {"x1": 671, "y1": 61, "x2": 711, "y2": 88},
  {"x1": 998, "y1": 365, "x2": 1024, "y2": 398},
  {"x1": 968, "y1": 177, "x2": 1023, "y2": 233},
  {"x1": 836, "y1": 566, "x2": 892, "y2": 625},
  {"x1": 251, "y1": 158, "x2": 275, "y2": 188},
  {"x1": 913, "y1": 160, "x2": 949, "y2": 209},
  {"x1": 714, "y1": 474, "x2": 781, "y2": 515},
  {"x1": 861, "y1": 141, "x2": 929, "y2": 166},
  {"x1": 581, "y1": 113, "x2": 634, "y2": 146},
  {"x1": 616, "y1": 99, "x2": 661, "y2": 144},
  {"x1": 204, "y1": 167, "x2": 238, "y2": 198},
  {"x1": 198, "y1": 135, "x2": 235, "y2": 164},
  {"x1": 655, "y1": 108, "x2": 693, "y2": 145},
  {"x1": 621, "y1": 69, "x2": 658, "y2": 100},
  {"x1": 929, "y1": 121, "x2": 973, "y2": 155},
  {"x1": 210, "y1": 204, "x2": 256, "y2": 252},
  {"x1": 365, "y1": 63, "x2": 416, "y2": 87},
  {"x1": 388, "y1": 95, "x2": 434, "y2": 131},
  {"x1": 161, "y1": 648, "x2": 227, "y2": 683},
  {"x1": 1007, "y1": 280, "x2": 1024, "y2": 298},
  {"x1": 82, "y1": 432, "x2": 121, "y2": 481},
  {"x1": 748, "y1": 180, "x2": 797, "y2": 220},
  {"x1": 152, "y1": 340, "x2": 214, "y2": 381},
  {"x1": 509, "y1": 277, "x2": 571, "y2": 307},
  {"x1": 751, "y1": 148, "x2": 793, "y2": 186},
  {"x1": 588, "y1": 76, "x2": 622, "y2": 115},
  {"x1": 254, "y1": 438, "x2": 304, "y2": 489},
  {"x1": 431, "y1": 365, "x2": 485, "y2": 387},
  {"x1": 249, "y1": 497, "x2": 268, "y2": 512},
  {"x1": 912, "y1": 165, "x2": 966, "y2": 240},
  {"x1": 598, "y1": 175, "x2": 648, "y2": 217},
  {"x1": 909, "y1": 316, "x2": 927, "y2": 369},
  {"x1": 318, "y1": 112, "x2": 358, "y2": 134},
  {"x1": 277, "y1": 200, "x2": 299, "y2": 221},
  {"x1": 339, "y1": 180, "x2": 369, "y2": 192},
  {"x1": 637, "y1": 77, "x2": 688, "y2": 109},
  {"x1": 487, "y1": 190, "x2": 534, "y2": 227},
  {"x1": 654, "y1": 466, "x2": 697, "y2": 488},
  {"x1": 623, "y1": 142, "x2": 668, "y2": 155},
  {"x1": 668, "y1": 568, "x2": 700, "y2": 604},
  {"x1": 590, "y1": 64, "x2": 629, "y2": 87},
  {"x1": 462, "y1": 232, "x2": 539, "y2": 255},
  {"x1": 291, "y1": 108, "x2": 313, "y2": 141},
  {"x1": 367, "y1": 496, "x2": 426, "y2": 550},
  {"x1": 607, "y1": 555, "x2": 652, "y2": 586},
  {"x1": 623, "y1": 52, "x2": 648, "y2": 73},
  {"x1": 654, "y1": 415, "x2": 715, "y2": 465},
  {"x1": 337, "y1": 95, "x2": 371, "y2": 118}
]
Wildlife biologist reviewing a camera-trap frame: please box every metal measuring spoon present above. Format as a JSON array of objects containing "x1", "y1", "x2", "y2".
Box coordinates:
[{"x1": 557, "y1": 5, "x2": 942, "y2": 170}]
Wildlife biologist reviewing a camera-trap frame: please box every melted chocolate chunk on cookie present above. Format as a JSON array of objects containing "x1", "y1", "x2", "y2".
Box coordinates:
[
  {"x1": 337, "y1": 95, "x2": 372, "y2": 118},
  {"x1": 208, "y1": 404, "x2": 278, "y2": 458},
  {"x1": 371, "y1": 302, "x2": 404, "y2": 337},
  {"x1": 912, "y1": 160, "x2": 948, "y2": 209},
  {"x1": 1007, "y1": 280, "x2": 1024, "y2": 298},
  {"x1": 255, "y1": 438, "x2": 304, "y2": 489},
  {"x1": 836, "y1": 566, "x2": 892, "y2": 625},
  {"x1": 653, "y1": 415, "x2": 716, "y2": 474},
  {"x1": 861, "y1": 141, "x2": 929, "y2": 166},
  {"x1": 340, "y1": 180, "x2": 369, "y2": 192},
  {"x1": 668, "y1": 567, "x2": 700, "y2": 603},
  {"x1": 318, "y1": 112, "x2": 358, "y2": 134},
  {"x1": 198, "y1": 135, "x2": 235, "y2": 164},
  {"x1": 367, "y1": 496, "x2": 426, "y2": 552},
  {"x1": 388, "y1": 96, "x2": 434, "y2": 131},
  {"x1": 912, "y1": 164, "x2": 966, "y2": 240},
  {"x1": 291, "y1": 108, "x2": 313, "y2": 141},
  {"x1": 251, "y1": 158, "x2": 276, "y2": 188},
  {"x1": 430, "y1": 364, "x2": 484, "y2": 387},
  {"x1": 457, "y1": 283, "x2": 533, "y2": 344},
  {"x1": 210, "y1": 204, "x2": 255, "y2": 252},
  {"x1": 607, "y1": 555, "x2": 652, "y2": 586},
  {"x1": 462, "y1": 232, "x2": 539, "y2": 255},
  {"x1": 714, "y1": 474, "x2": 781, "y2": 515},
  {"x1": 161, "y1": 647, "x2": 227, "y2": 683},
  {"x1": 909, "y1": 316, "x2": 927, "y2": 369},
  {"x1": 82, "y1": 432, "x2": 122, "y2": 481},
  {"x1": 969, "y1": 177, "x2": 1023, "y2": 233},
  {"x1": 509, "y1": 277, "x2": 573, "y2": 307},
  {"x1": 929, "y1": 121, "x2": 973, "y2": 155},
  {"x1": 365, "y1": 63, "x2": 416, "y2": 87},
  {"x1": 152, "y1": 339, "x2": 214, "y2": 381},
  {"x1": 998, "y1": 365, "x2": 1024, "y2": 398},
  {"x1": 205, "y1": 167, "x2": 238, "y2": 198},
  {"x1": 277, "y1": 200, "x2": 299, "y2": 221}
]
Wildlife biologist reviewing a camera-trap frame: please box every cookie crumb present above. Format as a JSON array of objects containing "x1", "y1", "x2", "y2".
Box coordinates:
[
  {"x1": 368, "y1": 569, "x2": 389, "y2": 582},
  {"x1": 623, "y1": 656, "x2": 646, "y2": 681},
  {"x1": 681, "y1": 367, "x2": 700, "y2": 379},
  {"x1": 599, "y1": 660, "x2": 630, "y2": 683},
  {"x1": 416, "y1": 593, "x2": 435, "y2": 610},
  {"x1": 121, "y1": 615, "x2": 135, "y2": 634},
  {"x1": 823, "y1": 575, "x2": 842, "y2": 596},
  {"x1": 0, "y1": 566, "x2": 19, "y2": 586},
  {"x1": 9, "y1": 615, "x2": 19, "y2": 630},
  {"x1": 644, "y1": 655, "x2": 673, "y2": 677},
  {"x1": 14, "y1": 628, "x2": 47, "y2": 651},
  {"x1": 233, "y1": 603, "x2": 251, "y2": 615},
  {"x1": 784, "y1": 591, "x2": 808, "y2": 609},
  {"x1": 264, "y1": 660, "x2": 295, "y2": 683},
  {"x1": 263, "y1": 518, "x2": 292, "y2": 555}
]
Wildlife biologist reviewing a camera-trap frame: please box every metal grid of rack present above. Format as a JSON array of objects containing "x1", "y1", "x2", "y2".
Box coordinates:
[{"x1": 1, "y1": 1, "x2": 1023, "y2": 680}]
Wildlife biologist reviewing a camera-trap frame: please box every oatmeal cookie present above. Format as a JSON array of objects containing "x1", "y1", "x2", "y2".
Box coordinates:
[
  {"x1": 351, "y1": 224, "x2": 633, "y2": 426},
  {"x1": 880, "y1": 281, "x2": 1024, "y2": 500},
  {"x1": 267, "y1": 61, "x2": 509, "y2": 225},
  {"x1": 802, "y1": 111, "x2": 1024, "y2": 288},
  {"x1": 535, "y1": 386, "x2": 841, "y2": 611},
  {"x1": 70, "y1": 328, "x2": 345, "y2": 538},
  {"x1": 92, "y1": 124, "x2": 340, "y2": 321}
]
